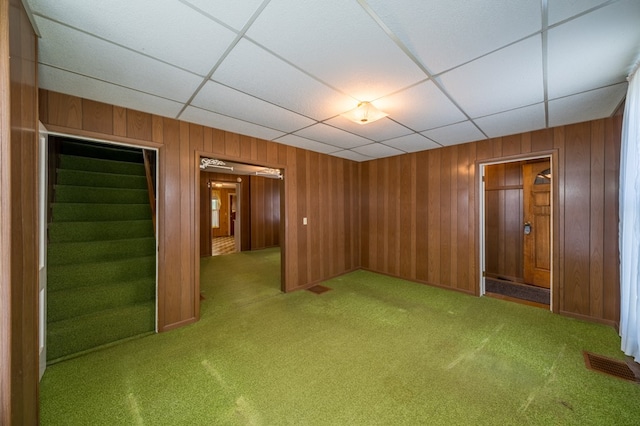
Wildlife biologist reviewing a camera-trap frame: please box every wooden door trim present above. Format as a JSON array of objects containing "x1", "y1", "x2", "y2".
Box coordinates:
[
  {"x1": 477, "y1": 150, "x2": 559, "y2": 312},
  {"x1": 193, "y1": 152, "x2": 287, "y2": 298}
]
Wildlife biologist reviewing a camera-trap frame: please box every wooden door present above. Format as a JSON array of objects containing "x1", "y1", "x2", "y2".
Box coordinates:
[{"x1": 523, "y1": 160, "x2": 551, "y2": 288}]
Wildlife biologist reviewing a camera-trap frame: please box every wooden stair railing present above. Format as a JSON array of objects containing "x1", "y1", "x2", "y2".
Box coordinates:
[{"x1": 142, "y1": 150, "x2": 156, "y2": 237}]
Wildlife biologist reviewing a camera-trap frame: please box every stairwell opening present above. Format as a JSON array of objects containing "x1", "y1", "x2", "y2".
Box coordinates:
[{"x1": 45, "y1": 135, "x2": 158, "y2": 363}]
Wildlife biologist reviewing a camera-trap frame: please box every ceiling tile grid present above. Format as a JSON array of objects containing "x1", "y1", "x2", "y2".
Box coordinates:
[{"x1": 26, "y1": 0, "x2": 640, "y2": 161}]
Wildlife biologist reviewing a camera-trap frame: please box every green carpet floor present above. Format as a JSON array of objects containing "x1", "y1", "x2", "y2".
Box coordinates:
[
  {"x1": 46, "y1": 139, "x2": 156, "y2": 362},
  {"x1": 40, "y1": 248, "x2": 640, "y2": 425}
]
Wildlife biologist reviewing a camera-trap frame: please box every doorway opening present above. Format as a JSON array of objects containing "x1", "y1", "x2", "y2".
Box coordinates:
[
  {"x1": 479, "y1": 154, "x2": 555, "y2": 310},
  {"x1": 198, "y1": 157, "x2": 285, "y2": 311},
  {"x1": 41, "y1": 131, "x2": 158, "y2": 368}
]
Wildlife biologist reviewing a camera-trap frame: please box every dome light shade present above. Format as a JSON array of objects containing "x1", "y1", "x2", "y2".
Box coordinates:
[{"x1": 340, "y1": 102, "x2": 388, "y2": 125}]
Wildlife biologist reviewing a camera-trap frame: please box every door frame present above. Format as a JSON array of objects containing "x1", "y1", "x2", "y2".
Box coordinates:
[
  {"x1": 478, "y1": 150, "x2": 558, "y2": 311},
  {"x1": 195, "y1": 153, "x2": 286, "y2": 294},
  {"x1": 39, "y1": 128, "x2": 160, "y2": 333}
]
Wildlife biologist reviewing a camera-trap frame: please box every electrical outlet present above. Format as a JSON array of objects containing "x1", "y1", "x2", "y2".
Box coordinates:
[{"x1": 303, "y1": 217, "x2": 307, "y2": 225}]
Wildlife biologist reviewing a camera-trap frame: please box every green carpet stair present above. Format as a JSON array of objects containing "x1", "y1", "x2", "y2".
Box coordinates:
[{"x1": 47, "y1": 140, "x2": 156, "y2": 362}]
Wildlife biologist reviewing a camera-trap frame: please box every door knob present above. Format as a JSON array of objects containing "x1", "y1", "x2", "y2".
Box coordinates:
[{"x1": 524, "y1": 221, "x2": 532, "y2": 235}]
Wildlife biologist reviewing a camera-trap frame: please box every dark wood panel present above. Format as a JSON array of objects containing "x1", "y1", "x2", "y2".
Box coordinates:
[
  {"x1": 127, "y1": 110, "x2": 152, "y2": 141},
  {"x1": 562, "y1": 122, "x2": 592, "y2": 315},
  {"x1": 2, "y1": 0, "x2": 39, "y2": 423},
  {"x1": 427, "y1": 150, "x2": 441, "y2": 285},
  {"x1": 589, "y1": 120, "x2": 605, "y2": 318},
  {"x1": 603, "y1": 117, "x2": 621, "y2": 322},
  {"x1": 199, "y1": 173, "x2": 211, "y2": 257},
  {"x1": 82, "y1": 99, "x2": 113, "y2": 134},
  {"x1": 415, "y1": 150, "x2": 429, "y2": 281}
]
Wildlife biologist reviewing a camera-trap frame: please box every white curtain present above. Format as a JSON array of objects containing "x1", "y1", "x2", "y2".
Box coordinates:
[{"x1": 620, "y1": 63, "x2": 640, "y2": 362}]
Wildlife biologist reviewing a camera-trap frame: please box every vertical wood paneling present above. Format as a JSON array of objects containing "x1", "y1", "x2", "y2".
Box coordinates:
[
  {"x1": 113, "y1": 106, "x2": 127, "y2": 137},
  {"x1": 370, "y1": 161, "x2": 378, "y2": 270},
  {"x1": 48, "y1": 92, "x2": 82, "y2": 129},
  {"x1": 82, "y1": 99, "x2": 113, "y2": 134},
  {"x1": 360, "y1": 117, "x2": 620, "y2": 325},
  {"x1": 308, "y1": 151, "x2": 321, "y2": 282},
  {"x1": 589, "y1": 120, "x2": 605, "y2": 318},
  {"x1": 456, "y1": 144, "x2": 470, "y2": 291},
  {"x1": 399, "y1": 154, "x2": 413, "y2": 279},
  {"x1": 296, "y1": 148, "x2": 308, "y2": 287},
  {"x1": 427, "y1": 150, "x2": 441, "y2": 284},
  {"x1": 199, "y1": 173, "x2": 211, "y2": 257},
  {"x1": 388, "y1": 156, "x2": 400, "y2": 276},
  {"x1": 224, "y1": 131, "x2": 240, "y2": 158},
  {"x1": 2, "y1": 0, "x2": 39, "y2": 422},
  {"x1": 415, "y1": 150, "x2": 429, "y2": 281},
  {"x1": 360, "y1": 163, "x2": 370, "y2": 268},
  {"x1": 127, "y1": 110, "x2": 152, "y2": 141},
  {"x1": 248, "y1": 175, "x2": 280, "y2": 249},
  {"x1": 603, "y1": 117, "x2": 621, "y2": 322},
  {"x1": 563, "y1": 123, "x2": 591, "y2": 315},
  {"x1": 179, "y1": 122, "x2": 193, "y2": 319},
  {"x1": 285, "y1": 146, "x2": 299, "y2": 287},
  {"x1": 554, "y1": 126, "x2": 566, "y2": 311}
]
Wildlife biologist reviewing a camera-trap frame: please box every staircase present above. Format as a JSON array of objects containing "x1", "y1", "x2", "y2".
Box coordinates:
[{"x1": 47, "y1": 140, "x2": 156, "y2": 362}]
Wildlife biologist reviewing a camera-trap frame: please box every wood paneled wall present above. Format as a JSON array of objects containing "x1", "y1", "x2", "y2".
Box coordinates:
[
  {"x1": 361, "y1": 120, "x2": 621, "y2": 325},
  {"x1": 484, "y1": 162, "x2": 524, "y2": 281},
  {"x1": 39, "y1": 89, "x2": 361, "y2": 331},
  {"x1": 1, "y1": 0, "x2": 39, "y2": 423},
  {"x1": 250, "y1": 175, "x2": 280, "y2": 250}
]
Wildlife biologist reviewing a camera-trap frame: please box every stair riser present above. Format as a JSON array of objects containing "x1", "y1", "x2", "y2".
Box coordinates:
[
  {"x1": 49, "y1": 220, "x2": 154, "y2": 243},
  {"x1": 55, "y1": 185, "x2": 150, "y2": 204},
  {"x1": 60, "y1": 155, "x2": 145, "y2": 175},
  {"x1": 48, "y1": 238, "x2": 156, "y2": 265},
  {"x1": 51, "y1": 203, "x2": 152, "y2": 222},
  {"x1": 48, "y1": 280, "x2": 155, "y2": 322},
  {"x1": 57, "y1": 169, "x2": 147, "y2": 189},
  {"x1": 61, "y1": 142, "x2": 144, "y2": 163},
  {"x1": 48, "y1": 257, "x2": 156, "y2": 291}
]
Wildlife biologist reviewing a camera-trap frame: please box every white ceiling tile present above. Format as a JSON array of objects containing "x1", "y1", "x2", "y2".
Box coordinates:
[
  {"x1": 181, "y1": 106, "x2": 286, "y2": 141},
  {"x1": 374, "y1": 80, "x2": 466, "y2": 131},
  {"x1": 39, "y1": 65, "x2": 184, "y2": 118},
  {"x1": 191, "y1": 81, "x2": 316, "y2": 133},
  {"x1": 366, "y1": 0, "x2": 541, "y2": 74},
  {"x1": 438, "y1": 36, "x2": 544, "y2": 118},
  {"x1": 383, "y1": 133, "x2": 441, "y2": 153},
  {"x1": 245, "y1": 0, "x2": 426, "y2": 100},
  {"x1": 421, "y1": 121, "x2": 486, "y2": 146},
  {"x1": 212, "y1": 39, "x2": 355, "y2": 121},
  {"x1": 180, "y1": 0, "x2": 265, "y2": 31},
  {"x1": 35, "y1": 16, "x2": 203, "y2": 103},
  {"x1": 352, "y1": 143, "x2": 404, "y2": 159},
  {"x1": 294, "y1": 124, "x2": 372, "y2": 150},
  {"x1": 324, "y1": 115, "x2": 412, "y2": 142},
  {"x1": 274, "y1": 135, "x2": 340, "y2": 154},
  {"x1": 547, "y1": 0, "x2": 640, "y2": 99},
  {"x1": 548, "y1": 83, "x2": 627, "y2": 128},
  {"x1": 28, "y1": 0, "x2": 236, "y2": 76},
  {"x1": 547, "y1": 0, "x2": 610, "y2": 25},
  {"x1": 474, "y1": 103, "x2": 546, "y2": 138},
  {"x1": 331, "y1": 150, "x2": 373, "y2": 162}
]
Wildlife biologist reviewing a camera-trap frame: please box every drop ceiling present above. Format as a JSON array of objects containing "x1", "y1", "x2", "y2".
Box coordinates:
[{"x1": 25, "y1": 0, "x2": 640, "y2": 161}]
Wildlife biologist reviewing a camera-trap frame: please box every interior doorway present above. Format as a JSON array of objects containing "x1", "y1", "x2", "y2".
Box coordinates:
[
  {"x1": 198, "y1": 156, "x2": 285, "y2": 293},
  {"x1": 480, "y1": 155, "x2": 554, "y2": 309}
]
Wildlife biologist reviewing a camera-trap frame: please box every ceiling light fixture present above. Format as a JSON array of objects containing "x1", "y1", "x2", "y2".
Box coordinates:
[{"x1": 340, "y1": 101, "x2": 388, "y2": 125}]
